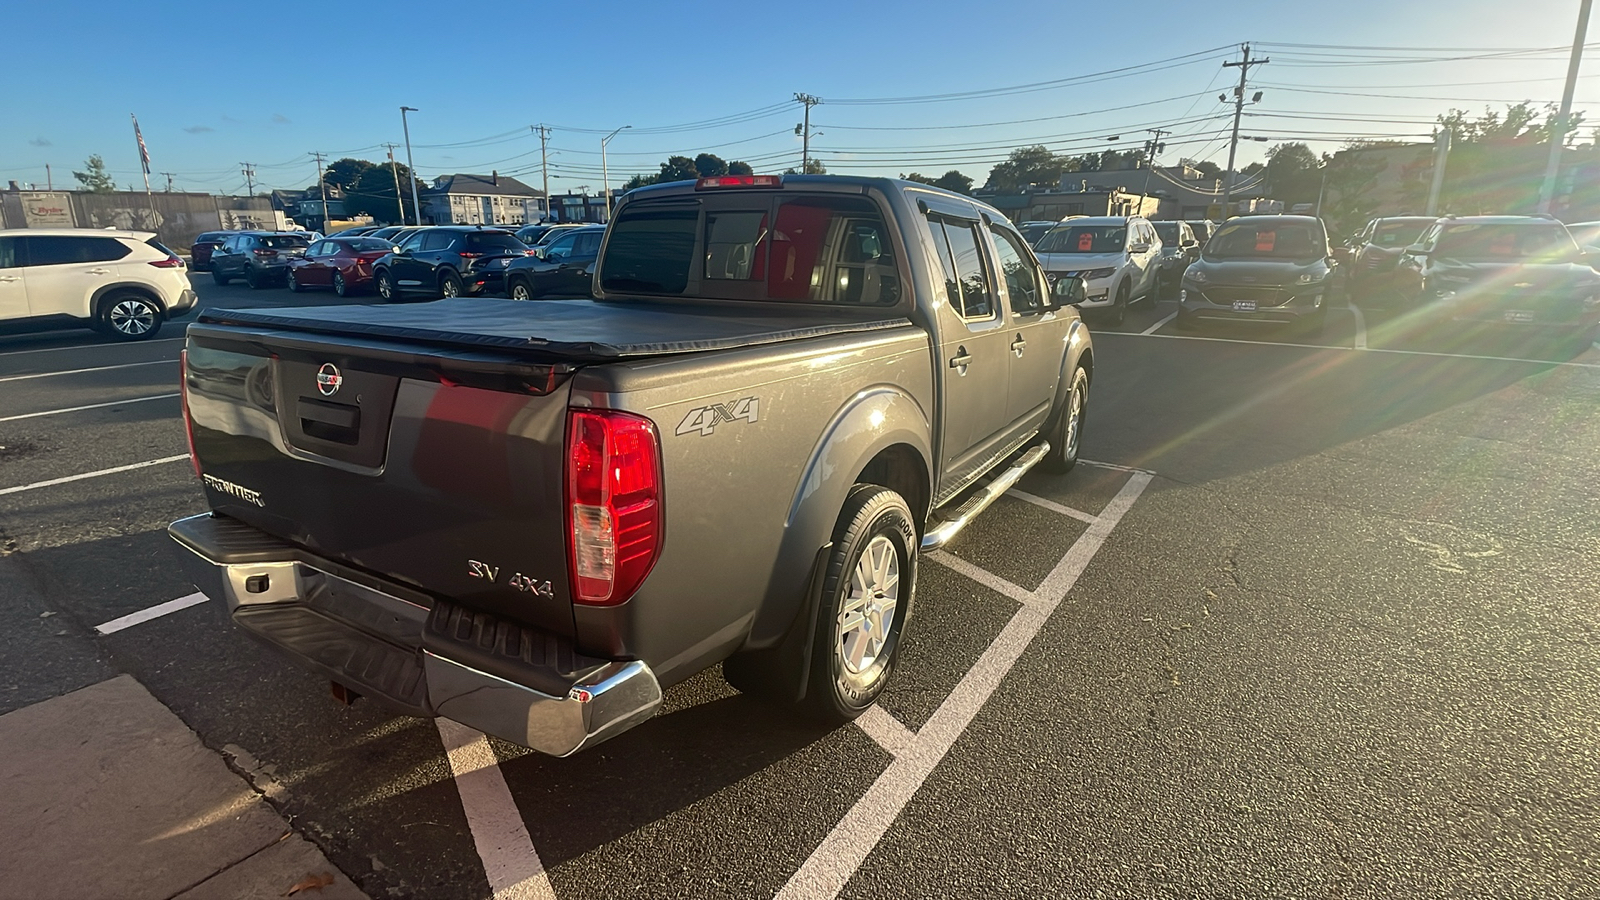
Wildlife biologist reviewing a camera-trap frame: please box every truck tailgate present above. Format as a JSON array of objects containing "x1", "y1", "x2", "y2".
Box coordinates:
[{"x1": 183, "y1": 322, "x2": 576, "y2": 638}]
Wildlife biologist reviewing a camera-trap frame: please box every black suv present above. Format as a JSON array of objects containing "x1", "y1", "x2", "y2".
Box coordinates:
[
  {"x1": 209, "y1": 232, "x2": 312, "y2": 288},
  {"x1": 1346, "y1": 216, "x2": 1438, "y2": 306},
  {"x1": 373, "y1": 227, "x2": 530, "y2": 300},
  {"x1": 1394, "y1": 216, "x2": 1600, "y2": 342},
  {"x1": 503, "y1": 225, "x2": 605, "y2": 299}
]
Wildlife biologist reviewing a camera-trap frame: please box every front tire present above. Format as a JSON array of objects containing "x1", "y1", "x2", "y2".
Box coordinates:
[
  {"x1": 1104, "y1": 280, "x2": 1129, "y2": 326},
  {"x1": 508, "y1": 277, "x2": 532, "y2": 301},
  {"x1": 802, "y1": 485, "x2": 917, "y2": 723},
  {"x1": 1040, "y1": 364, "x2": 1089, "y2": 473},
  {"x1": 375, "y1": 270, "x2": 396, "y2": 302},
  {"x1": 286, "y1": 269, "x2": 304, "y2": 293},
  {"x1": 97, "y1": 293, "x2": 163, "y2": 341}
]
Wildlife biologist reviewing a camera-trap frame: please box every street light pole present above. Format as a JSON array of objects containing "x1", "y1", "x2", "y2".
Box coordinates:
[
  {"x1": 601, "y1": 125, "x2": 630, "y2": 221},
  {"x1": 400, "y1": 107, "x2": 422, "y2": 226},
  {"x1": 1537, "y1": 0, "x2": 1593, "y2": 215}
]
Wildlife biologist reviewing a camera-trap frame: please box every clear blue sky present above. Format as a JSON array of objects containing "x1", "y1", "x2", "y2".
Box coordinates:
[{"x1": 1, "y1": 0, "x2": 1594, "y2": 195}]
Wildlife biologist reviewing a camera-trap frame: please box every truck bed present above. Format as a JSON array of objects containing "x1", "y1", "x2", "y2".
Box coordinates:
[{"x1": 198, "y1": 298, "x2": 912, "y2": 362}]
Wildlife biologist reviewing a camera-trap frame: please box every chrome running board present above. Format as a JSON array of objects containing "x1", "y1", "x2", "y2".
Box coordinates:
[{"x1": 921, "y1": 442, "x2": 1050, "y2": 551}]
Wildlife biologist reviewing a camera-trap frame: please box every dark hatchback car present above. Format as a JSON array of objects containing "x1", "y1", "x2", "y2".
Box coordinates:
[
  {"x1": 1346, "y1": 216, "x2": 1438, "y2": 305},
  {"x1": 1178, "y1": 215, "x2": 1337, "y2": 331},
  {"x1": 189, "y1": 231, "x2": 232, "y2": 271},
  {"x1": 503, "y1": 225, "x2": 605, "y2": 300},
  {"x1": 372, "y1": 226, "x2": 532, "y2": 300},
  {"x1": 208, "y1": 232, "x2": 311, "y2": 288},
  {"x1": 1394, "y1": 216, "x2": 1600, "y2": 343}
]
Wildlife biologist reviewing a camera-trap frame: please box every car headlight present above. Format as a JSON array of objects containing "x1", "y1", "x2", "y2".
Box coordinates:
[
  {"x1": 1082, "y1": 267, "x2": 1117, "y2": 281},
  {"x1": 1186, "y1": 269, "x2": 1208, "y2": 284},
  {"x1": 1295, "y1": 270, "x2": 1329, "y2": 284}
]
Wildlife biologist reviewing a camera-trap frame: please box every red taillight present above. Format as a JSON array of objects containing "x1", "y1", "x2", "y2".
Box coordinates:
[
  {"x1": 696, "y1": 174, "x2": 782, "y2": 190},
  {"x1": 252, "y1": 248, "x2": 277, "y2": 257},
  {"x1": 180, "y1": 350, "x2": 200, "y2": 478},
  {"x1": 149, "y1": 256, "x2": 184, "y2": 268},
  {"x1": 565, "y1": 410, "x2": 661, "y2": 606},
  {"x1": 457, "y1": 251, "x2": 483, "y2": 259}
]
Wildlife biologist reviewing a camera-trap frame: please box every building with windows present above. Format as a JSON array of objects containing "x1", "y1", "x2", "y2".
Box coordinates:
[{"x1": 420, "y1": 173, "x2": 546, "y2": 226}]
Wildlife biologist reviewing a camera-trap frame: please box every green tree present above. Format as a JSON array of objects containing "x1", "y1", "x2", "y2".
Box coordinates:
[
  {"x1": 323, "y1": 158, "x2": 376, "y2": 190},
  {"x1": 658, "y1": 156, "x2": 701, "y2": 182},
  {"x1": 73, "y1": 154, "x2": 116, "y2": 193},
  {"x1": 693, "y1": 153, "x2": 729, "y2": 177},
  {"x1": 347, "y1": 163, "x2": 424, "y2": 224},
  {"x1": 727, "y1": 160, "x2": 754, "y2": 176},
  {"x1": 1265, "y1": 142, "x2": 1322, "y2": 206},
  {"x1": 784, "y1": 159, "x2": 826, "y2": 174},
  {"x1": 986, "y1": 145, "x2": 1063, "y2": 191},
  {"x1": 622, "y1": 173, "x2": 657, "y2": 190},
  {"x1": 1190, "y1": 160, "x2": 1224, "y2": 182},
  {"x1": 1319, "y1": 145, "x2": 1389, "y2": 239}
]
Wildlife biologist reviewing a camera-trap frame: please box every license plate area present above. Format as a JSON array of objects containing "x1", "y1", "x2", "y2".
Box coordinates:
[
  {"x1": 1504, "y1": 310, "x2": 1535, "y2": 324},
  {"x1": 1233, "y1": 299, "x2": 1257, "y2": 312}
]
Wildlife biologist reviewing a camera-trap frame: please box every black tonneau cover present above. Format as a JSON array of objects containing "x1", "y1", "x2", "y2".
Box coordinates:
[{"x1": 198, "y1": 299, "x2": 911, "y2": 361}]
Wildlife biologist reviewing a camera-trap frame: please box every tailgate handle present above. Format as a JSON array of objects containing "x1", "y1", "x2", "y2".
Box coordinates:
[{"x1": 297, "y1": 397, "x2": 361, "y2": 435}]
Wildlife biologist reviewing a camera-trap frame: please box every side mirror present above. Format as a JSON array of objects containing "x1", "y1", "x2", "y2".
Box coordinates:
[
  {"x1": 1404, "y1": 244, "x2": 1429, "y2": 257},
  {"x1": 1052, "y1": 275, "x2": 1088, "y2": 307},
  {"x1": 1128, "y1": 242, "x2": 1151, "y2": 254}
]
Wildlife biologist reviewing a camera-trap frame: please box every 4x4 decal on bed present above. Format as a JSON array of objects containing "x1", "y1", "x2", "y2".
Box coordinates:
[{"x1": 676, "y1": 397, "x2": 759, "y2": 437}]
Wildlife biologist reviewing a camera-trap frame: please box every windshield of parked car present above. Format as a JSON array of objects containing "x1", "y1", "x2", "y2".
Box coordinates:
[
  {"x1": 1373, "y1": 220, "x2": 1434, "y2": 246},
  {"x1": 1205, "y1": 221, "x2": 1325, "y2": 260},
  {"x1": 600, "y1": 194, "x2": 901, "y2": 306},
  {"x1": 259, "y1": 235, "x2": 309, "y2": 249},
  {"x1": 1035, "y1": 225, "x2": 1126, "y2": 254},
  {"x1": 1152, "y1": 222, "x2": 1181, "y2": 244},
  {"x1": 465, "y1": 232, "x2": 528, "y2": 253},
  {"x1": 1018, "y1": 223, "x2": 1055, "y2": 246},
  {"x1": 1566, "y1": 222, "x2": 1600, "y2": 247},
  {"x1": 341, "y1": 238, "x2": 395, "y2": 253},
  {"x1": 1433, "y1": 223, "x2": 1578, "y2": 261}
]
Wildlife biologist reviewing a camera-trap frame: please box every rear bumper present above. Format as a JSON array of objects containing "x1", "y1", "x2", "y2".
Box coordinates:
[{"x1": 167, "y1": 513, "x2": 662, "y2": 757}]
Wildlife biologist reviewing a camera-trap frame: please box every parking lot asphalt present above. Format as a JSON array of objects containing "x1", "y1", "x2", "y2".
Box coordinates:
[{"x1": 2, "y1": 280, "x2": 1597, "y2": 899}]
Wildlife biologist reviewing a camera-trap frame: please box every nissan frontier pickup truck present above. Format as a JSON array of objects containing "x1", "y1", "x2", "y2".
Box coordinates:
[{"x1": 169, "y1": 175, "x2": 1095, "y2": 756}]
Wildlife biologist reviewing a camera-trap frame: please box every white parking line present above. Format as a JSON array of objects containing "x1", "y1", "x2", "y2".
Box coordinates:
[
  {"x1": 778, "y1": 471, "x2": 1151, "y2": 900},
  {"x1": 1007, "y1": 488, "x2": 1098, "y2": 524},
  {"x1": 93, "y1": 592, "x2": 208, "y2": 635},
  {"x1": 0, "y1": 454, "x2": 189, "y2": 497},
  {"x1": 0, "y1": 337, "x2": 184, "y2": 357},
  {"x1": 436, "y1": 719, "x2": 558, "y2": 900},
  {"x1": 1100, "y1": 330, "x2": 1600, "y2": 369},
  {"x1": 1140, "y1": 311, "x2": 1178, "y2": 335},
  {"x1": 0, "y1": 361, "x2": 173, "y2": 383},
  {"x1": 1347, "y1": 303, "x2": 1368, "y2": 350},
  {"x1": 924, "y1": 551, "x2": 1037, "y2": 608},
  {"x1": 0, "y1": 393, "x2": 180, "y2": 423}
]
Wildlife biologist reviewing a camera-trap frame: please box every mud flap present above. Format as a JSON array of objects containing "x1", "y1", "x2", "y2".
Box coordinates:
[{"x1": 722, "y1": 542, "x2": 833, "y2": 704}]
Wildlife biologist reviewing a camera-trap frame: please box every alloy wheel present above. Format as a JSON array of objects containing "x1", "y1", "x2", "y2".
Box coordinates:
[
  {"x1": 108, "y1": 299, "x2": 156, "y2": 336},
  {"x1": 837, "y1": 535, "x2": 900, "y2": 675}
]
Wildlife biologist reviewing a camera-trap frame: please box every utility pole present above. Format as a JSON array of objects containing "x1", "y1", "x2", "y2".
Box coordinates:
[
  {"x1": 240, "y1": 162, "x2": 256, "y2": 197},
  {"x1": 384, "y1": 144, "x2": 405, "y2": 225},
  {"x1": 311, "y1": 151, "x2": 330, "y2": 230},
  {"x1": 601, "y1": 126, "x2": 631, "y2": 221},
  {"x1": 400, "y1": 107, "x2": 422, "y2": 226},
  {"x1": 795, "y1": 93, "x2": 822, "y2": 173},
  {"x1": 1537, "y1": 0, "x2": 1593, "y2": 215},
  {"x1": 1426, "y1": 128, "x2": 1453, "y2": 216},
  {"x1": 1221, "y1": 44, "x2": 1269, "y2": 217},
  {"x1": 161, "y1": 172, "x2": 175, "y2": 192},
  {"x1": 1138, "y1": 127, "x2": 1172, "y2": 214},
  {"x1": 532, "y1": 125, "x2": 552, "y2": 220}
]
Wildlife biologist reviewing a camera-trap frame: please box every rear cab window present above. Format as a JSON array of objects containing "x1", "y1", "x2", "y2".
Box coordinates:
[
  {"x1": 599, "y1": 192, "x2": 902, "y2": 307},
  {"x1": 465, "y1": 232, "x2": 527, "y2": 253},
  {"x1": 258, "y1": 235, "x2": 309, "y2": 250}
]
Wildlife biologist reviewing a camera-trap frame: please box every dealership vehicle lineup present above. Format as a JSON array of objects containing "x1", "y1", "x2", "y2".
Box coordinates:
[{"x1": 4, "y1": 12, "x2": 1600, "y2": 898}]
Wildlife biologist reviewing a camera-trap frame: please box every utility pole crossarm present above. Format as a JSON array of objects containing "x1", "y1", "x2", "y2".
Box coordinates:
[{"x1": 1221, "y1": 44, "x2": 1269, "y2": 216}]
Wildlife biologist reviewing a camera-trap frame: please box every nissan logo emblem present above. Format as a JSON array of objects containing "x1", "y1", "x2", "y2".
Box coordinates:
[{"x1": 316, "y1": 363, "x2": 343, "y2": 397}]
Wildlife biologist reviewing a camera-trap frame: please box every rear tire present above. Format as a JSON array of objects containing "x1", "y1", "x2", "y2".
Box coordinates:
[
  {"x1": 1040, "y1": 364, "x2": 1088, "y2": 473},
  {"x1": 439, "y1": 271, "x2": 464, "y2": 299},
  {"x1": 96, "y1": 293, "x2": 163, "y2": 341},
  {"x1": 245, "y1": 267, "x2": 265, "y2": 290},
  {"x1": 333, "y1": 272, "x2": 350, "y2": 297},
  {"x1": 800, "y1": 485, "x2": 917, "y2": 724}
]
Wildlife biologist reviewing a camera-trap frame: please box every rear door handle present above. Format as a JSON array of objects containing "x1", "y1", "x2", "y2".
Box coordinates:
[
  {"x1": 1011, "y1": 335, "x2": 1027, "y2": 355},
  {"x1": 0, "y1": 276, "x2": 19, "y2": 283},
  {"x1": 949, "y1": 346, "x2": 973, "y2": 369},
  {"x1": 87, "y1": 268, "x2": 111, "y2": 275}
]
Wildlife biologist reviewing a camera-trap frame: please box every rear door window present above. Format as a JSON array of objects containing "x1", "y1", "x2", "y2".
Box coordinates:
[
  {"x1": 421, "y1": 231, "x2": 454, "y2": 252},
  {"x1": 928, "y1": 218, "x2": 994, "y2": 320},
  {"x1": 573, "y1": 231, "x2": 604, "y2": 258},
  {"x1": 465, "y1": 232, "x2": 527, "y2": 253},
  {"x1": 990, "y1": 225, "x2": 1045, "y2": 315},
  {"x1": 23, "y1": 236, "x2": 131, "y2": 266}
]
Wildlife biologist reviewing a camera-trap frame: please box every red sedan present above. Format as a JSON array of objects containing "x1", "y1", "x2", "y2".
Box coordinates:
[
  {"x1": 189, "y1": 231, "x2": 231, "y2": 271},
  {"x1": 285, "y1": 237, "x2": 396, "y2": 296}
]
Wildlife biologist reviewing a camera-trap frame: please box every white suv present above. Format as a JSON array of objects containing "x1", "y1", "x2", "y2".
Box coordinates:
[
  {"x1": 1032, "y1": 216, "x2": 1162, "y2": 325},
  {"x1": 0, "y1": 229, "x2": 197, "y2": 341}
]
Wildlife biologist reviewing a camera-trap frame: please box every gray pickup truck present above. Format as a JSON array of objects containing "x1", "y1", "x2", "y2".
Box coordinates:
[{"x1": 169, "y1": 175, "x2": 1095, "y2": 756}]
